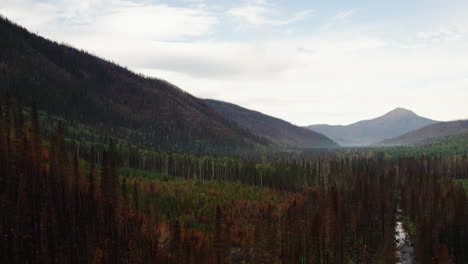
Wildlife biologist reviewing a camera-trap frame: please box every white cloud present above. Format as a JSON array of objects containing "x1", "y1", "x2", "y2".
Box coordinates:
[
  {"x1": 133, "y1": 33, "x2": 468, "y2": 125},
  {"x1": 0, "y1": 0, "x2": 58, "y2": 28},
  {"x1": 92, "y1": 5, "x2": 218, "y2": 40},
  {"x1": 331, "y1": 9, "x2": 356, "y2": 21},
  {"x1": 72, "y1": 38, "x2": 298, "y2": 79},
  {"x1": 319, "y1": 9, "x2": 358, "y2": 32},
  {"x1": 1, "y1": 0, "x2": 218, "y2": 41},
  {"x1": 0, "y1": 0, "x2": 467, "y2": 125},
  {"x1": 417, "y1": 27, "x2": 463, "y2": 43},
  {"x1": 228, "y1": 2, "x2": 313, "y2": 27}
]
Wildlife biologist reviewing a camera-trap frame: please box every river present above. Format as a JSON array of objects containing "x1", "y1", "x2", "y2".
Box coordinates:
[{"x1": 395, "y1": 206, "x2": 414, "y2": 264}]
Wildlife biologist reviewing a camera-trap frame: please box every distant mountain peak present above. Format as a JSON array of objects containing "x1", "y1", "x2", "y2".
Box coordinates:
[
  {"x1": 384, "y1": 107, "x2": 416, "y2": 117},
  {"x1": 306, "y1": 107, "x2": 437, "y2": 146}
]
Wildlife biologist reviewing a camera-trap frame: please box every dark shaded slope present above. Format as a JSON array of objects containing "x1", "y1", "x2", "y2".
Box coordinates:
[
  {"x1": 378, "y1": 119, "x2": 468, "y2": 146},
  {"x1": 306, "y1": 108, "x2": 438, "y2": 146},
  {"x1": 0, "y1": 16, "x2": 269, "y2": 153},
  {"x1": 204, "y1": 99, "x2": 338, "y2": 148}
]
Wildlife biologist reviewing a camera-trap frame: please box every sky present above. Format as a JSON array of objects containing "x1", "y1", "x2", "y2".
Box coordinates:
[{"x1": 1, "y1": 0, "x2": 468, "y2": 125}]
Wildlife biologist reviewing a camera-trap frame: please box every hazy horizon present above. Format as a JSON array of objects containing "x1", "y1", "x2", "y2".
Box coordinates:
[{"x1": 1, "y1": 0, "x2": 467, "y2": 126}]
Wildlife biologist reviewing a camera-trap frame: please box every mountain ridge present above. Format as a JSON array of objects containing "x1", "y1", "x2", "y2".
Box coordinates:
[
  {"x1": 203, "y1": 99, "x2": 339, "y2": 149},
  {"x1": 377, "y1": 119, "x2": 468, "y2": 146},
  {"x1": 0, "y1": 15, "x2": 270, "y2": 153},
  {"x1": 306, "y1": 107, "x2": 438, "y2": 146}
]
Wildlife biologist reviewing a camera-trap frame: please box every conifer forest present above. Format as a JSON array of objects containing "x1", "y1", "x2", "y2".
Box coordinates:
[
  {"x1": 0, "y1": 94, "x2": 466, "y2": 263},
  {"x1": 0, "y1": 13, "x2": 467, "y2": 264}
]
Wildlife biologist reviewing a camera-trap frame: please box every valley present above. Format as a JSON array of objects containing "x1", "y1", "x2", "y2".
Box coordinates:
[{"x1": 0, "y1": 12, "x2": 467, "y2": 264}]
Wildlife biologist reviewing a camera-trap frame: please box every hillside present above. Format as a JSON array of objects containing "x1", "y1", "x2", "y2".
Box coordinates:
[
  {"x1": 2, "y1": 99, "x2": 466, "y2": 263},
  {"x1": 376, "y1": 131, "x2": 468, "y2": 158},
  {"x1": 203, "y1": 99, "x2": 338, "y2": 149},
  {"x1": 306, "y1": 108, "x2": 438, "y2": 146},
  {"x1": 378, "y1": 119, "x2": 468, "y2": 146},
  {"x1": 0, "y1": 16, "x2": 269, "y2": 153}
]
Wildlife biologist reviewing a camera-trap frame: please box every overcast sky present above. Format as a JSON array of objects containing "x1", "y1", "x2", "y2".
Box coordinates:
[{"x1": 1, "y1": 0, "x2": 468, "y2": 125}]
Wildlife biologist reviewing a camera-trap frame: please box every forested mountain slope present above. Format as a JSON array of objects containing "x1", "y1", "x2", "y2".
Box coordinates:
[
  {"x1": 378, "y1": 119, "x2": 468, "y2": 146},
  {"x1": 306, "y1": 108, "x2": 438, "y2": 146},
  {"x1": 0, "y1": 16, "x2": 269, "y2": 153},
  {"x1": 373, "y1": 131, "x2": 468, "y2": 158},
  {"x1": 204, "y1": 99, "x2": 338, "y2": 149},
  {"x1": 1, "y1": 98, "x2": 466, "y2": 263}
]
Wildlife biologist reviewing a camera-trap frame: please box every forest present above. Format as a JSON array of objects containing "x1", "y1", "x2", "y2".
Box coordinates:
[
  {"x1": 0, "y1": 15, "x2": 269, "y2": 154},
  {"x1": 0, "y1": 13, "x2": 467, "y2": 264},
  {"x1": 0, "y1": 92, "x2": 467, "y2": 264}
]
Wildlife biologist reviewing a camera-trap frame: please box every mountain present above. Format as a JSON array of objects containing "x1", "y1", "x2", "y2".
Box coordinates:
[
  {"x1": 0, "y1": 16, "x2": 269, "y2": 153},
  {"x1": 306, "y1": 108, "x2": 438, "y2": 146},
  {"x1": 377, "y1": 119, "x2": 468, "y2": 146},
  {"x1": 203, "y1": 99, "x2": 338, "y2": 149}
]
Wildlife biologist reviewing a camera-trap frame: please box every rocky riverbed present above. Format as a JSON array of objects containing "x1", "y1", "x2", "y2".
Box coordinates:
[{"x1": 395, "y1": 206, "x2": 414, "y2": 264}]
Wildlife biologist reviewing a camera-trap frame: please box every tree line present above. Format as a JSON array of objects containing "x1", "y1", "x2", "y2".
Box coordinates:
[{"x1": 0, "y1": 94, "x2": 467, "y2": 263}]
